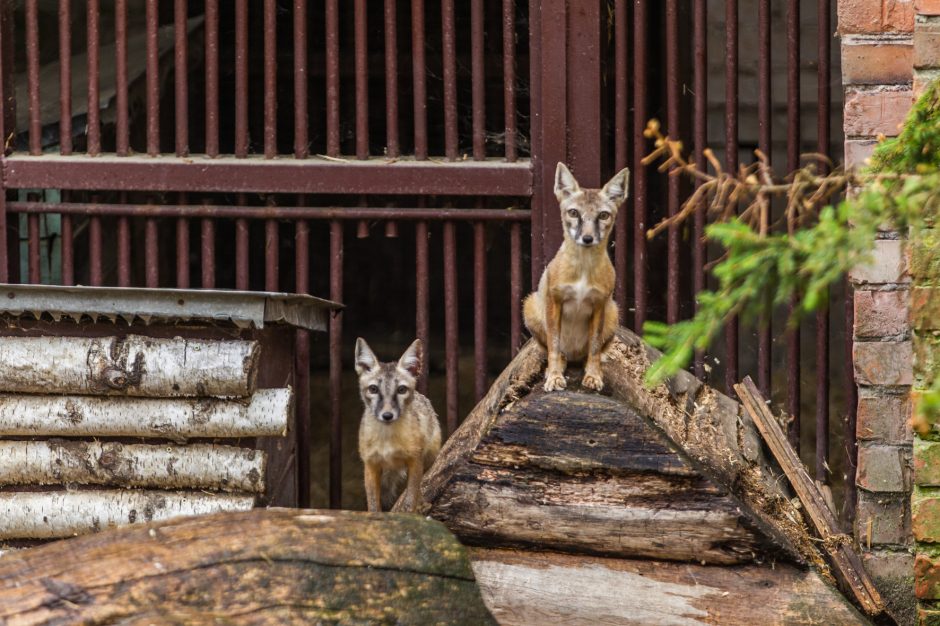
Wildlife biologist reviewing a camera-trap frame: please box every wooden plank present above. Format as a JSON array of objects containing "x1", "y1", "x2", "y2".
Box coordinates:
[
  {"x1": 0, "y1": 509, "x2": 497, "y2": 625},
  {"x1": 470, "y1": 548, "x2": 870, "y2": 626},
  {"x1": 734, "y1": 376, "x2": 884, "y2": 616}
]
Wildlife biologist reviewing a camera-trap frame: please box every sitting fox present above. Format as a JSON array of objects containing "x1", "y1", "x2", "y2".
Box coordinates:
[
  {"x1": 355, "y1": 338, "x2": 442, "y2": 512},
  {"x1": 523, "y1": 162, "x2": 630, "y2": 392}
]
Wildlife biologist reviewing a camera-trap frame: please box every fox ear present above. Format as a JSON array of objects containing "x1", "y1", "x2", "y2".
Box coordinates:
[
  {"x1": 554, "y1": 162, "x2": 580, "y2": 201},
  {"x1": 398, "y1": 339, "x2": 423, "y2": 378},
  {"x1": 601, "y1": 167, "x2": 630, "y2": 206},
  {"x1": 355, "y1": 338, "x2": 377, "y2": 375}
]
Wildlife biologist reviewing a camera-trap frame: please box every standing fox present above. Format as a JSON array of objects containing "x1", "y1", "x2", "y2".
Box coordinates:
[
  {"x1": 355, "y1": 338, "x2": 442, "y2": 512},
  {"x1": 523, "y1": 162, "x2": 630, "y2": 392}
]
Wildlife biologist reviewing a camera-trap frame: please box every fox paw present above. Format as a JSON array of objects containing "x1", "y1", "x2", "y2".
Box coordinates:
[
  {"x1": 582, "y1": 371, "x2": 604, "y2": 391},
  {"x1": 544, "y1": 372, "x2": 567, "y2": 391}
]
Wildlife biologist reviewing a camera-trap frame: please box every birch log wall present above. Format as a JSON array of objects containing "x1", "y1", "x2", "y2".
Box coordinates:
[{"x1": 0, "y1": 333, "x2": 291, "y2": 545}]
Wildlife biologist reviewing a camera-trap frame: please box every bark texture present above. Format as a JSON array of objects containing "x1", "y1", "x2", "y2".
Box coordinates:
[
  {"x1": 0, "y1": 490, "x2": 254, "y2": 539},
  {"x1": 0, "y1": 440, "x2": 265, "y2": 492},
  {"x1": 0, "y1": 388, "x2": 290, "y2": 440},
  {"x1": 0, "y1": 508, "x2": 496, "y2": 625},
  {"x1": 0, "y1": 335, "x2": 258, "y2": 397}
]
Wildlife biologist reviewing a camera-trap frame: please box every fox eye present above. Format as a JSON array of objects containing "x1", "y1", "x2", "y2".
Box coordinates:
[
  {"x1": 567, "y1": 209, "x2": 579, "y2": 219},
  {"x1": 598, "y1": 211, "x2": 611, "y2": 220},
  {"x1": 397, "y1": 385, "x2": 408, "y2": 395},
  {"x1": 367, "y1": 384, "x2": 379, "y2": 394}
]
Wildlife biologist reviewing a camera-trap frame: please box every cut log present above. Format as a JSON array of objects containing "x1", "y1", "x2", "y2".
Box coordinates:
[
  {"x1": 0, "y1": 441, "x2": 265, "y2": 492},
  {"x1": 0, "y1": 508, "x2": 496, "y2": 625},
  {"x1": 0, "y1": 387, "x2": 290, "y2": 440},
  {"x1": 0, "y1": 335, "x2": 258, "y2": 397},
  {"x1": 0, "y1": 490, "x2": 254, "y2": 539},
  {"x1": 470, "y1": 548, "x2": 870, "y2": 626}
]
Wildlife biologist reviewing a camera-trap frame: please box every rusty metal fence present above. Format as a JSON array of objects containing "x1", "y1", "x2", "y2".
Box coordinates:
[{"x1": 0, "y1": 0, "x2": 852, "y2": 520}]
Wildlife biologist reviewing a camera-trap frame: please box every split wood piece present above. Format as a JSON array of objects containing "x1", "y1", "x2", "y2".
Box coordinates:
[
  {"x1": 0, "y1": 508, "x2": 496, "y2": 625},
  {"x1": 735, "y1": 376, "x2": 885, "y2": 616},
  {"x1": 0, "y1": 441, "x2": 265, "y2": 493},
  {"x1": 0, "y1": 490, "x2": 254, "y2": 540},
  {"x1": 470, "y1": 548, "x2": 870, "y2": 626},
  {"x1": 0, "y1": 335, "x2": 258, "y2": 397},
  {"x1": 0, "y1": 387, "x2": 291, "y2": 440}
]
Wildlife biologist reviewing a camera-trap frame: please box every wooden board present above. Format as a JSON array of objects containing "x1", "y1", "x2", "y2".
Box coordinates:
[
  {"x1": 470, "y1": 548, "x2": 870, "y2": 626},
  {"x1": 0, "y1": 508, "x2": 496, "y2": 625}
]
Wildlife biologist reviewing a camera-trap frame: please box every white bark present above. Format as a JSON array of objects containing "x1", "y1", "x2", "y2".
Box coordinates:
[
  {"x1": 0, "y1": 490, "x2": 255, "y2": 539},
  {"x1": 0, "y1": 388, "x2": 291, "y2": 440},
  {"x1": 0, "y1": 335, "x2": 258, "y2": 397},
  {"x1": 0, "y1": 441, "x2": 266, "y2": 493}
]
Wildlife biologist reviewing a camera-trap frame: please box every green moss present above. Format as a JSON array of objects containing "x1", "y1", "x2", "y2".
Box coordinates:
[{"x1": 869, "y1": 80, "x2": 940, "y2": 176}]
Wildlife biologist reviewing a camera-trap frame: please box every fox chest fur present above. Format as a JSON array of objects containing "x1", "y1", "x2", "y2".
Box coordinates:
[{"x1": 358, "y1": 398, "x2": 438, "y2": 471}]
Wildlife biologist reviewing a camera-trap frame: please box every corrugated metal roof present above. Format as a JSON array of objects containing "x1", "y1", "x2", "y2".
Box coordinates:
[{"x1": 0, "y1": 284, "x2": 342, "y2": 332}]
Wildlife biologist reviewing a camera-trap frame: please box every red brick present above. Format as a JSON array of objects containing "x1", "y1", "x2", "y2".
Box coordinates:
[
  {"x1": 850, "y1": 239, "x2": 910, "y2": 284},
  {"x1": 845, "y1": 139, "x2": 879, "y2": 169},
  {"x1": 854, "y1": 341, "x2": 914, "y2": 386},
  {"x1": 915, "y1": 16, "x2": 940, "y2": 67},
  {"x1": 857, "y1": 389, "x2": 912, "y2": 443},
  {"x1": 862, "y1": 550, "x2": 916, "y2": 624},
  {"x1": 840, "y1": 0, "x2": 916, "y2": 32},
  {"x1": 856, "y1": 491, "x2": 911, "y2": 545},
  {"x1": 912, "y1": 287, "x2": 940, "y2": 330},
  {"x1": 887, "y1": 0, "x2": 918, "y2": 30},
  {"x1": 842, "y1": 41, "x2": 914, "y2": 84},
  {"x1": 844, "y1": 87, "x2": 915, "y2": 136},
  {"x1": 916, "y1": 554, "x2": 940, "y2": 599},
  {"x1": 857, "y1": 443, "x2": 912, "y2": 491},
  {"x1": 855, "y1": 289, "x2": 911, "y2": 338},
  {"x1": 913, "y1": 490, "x2": 940, "y2": 541},
  {"x1": 917, "y1": 0, "x2": 940, "y2": 15},
  {"x1": 914, "y1": 439, "x2": 940, "y2": 485}
]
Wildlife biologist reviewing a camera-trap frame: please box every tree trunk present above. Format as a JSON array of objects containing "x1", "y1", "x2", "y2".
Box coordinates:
[
  {"x1": 0, "y1": 441, "x2": 265, "y2": 492},
  {"x1": 0, "y1": 335, "x2": 258, "y2": 397},
  {"x1": 0, "y1": 508, "x2": 496, "y2": 625},
  {"x1": 0, "y1": 387, "x2": 291, "y2": 440},
  {"x1": 0, "y1": 490, "x2": 255, "y2": 540}
]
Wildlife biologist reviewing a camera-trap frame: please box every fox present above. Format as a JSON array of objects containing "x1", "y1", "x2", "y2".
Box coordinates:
[
  {"x1": 523, "y1": 162, "x2": 630, "y2": 392},
  {"x1": 355, "y1": 337, "x2": 442, "y2": 513}
]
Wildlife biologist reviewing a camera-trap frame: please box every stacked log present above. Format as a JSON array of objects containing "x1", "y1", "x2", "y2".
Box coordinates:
[{"x1": 0, "y1": 335, "x2": 291, "y2": 544}]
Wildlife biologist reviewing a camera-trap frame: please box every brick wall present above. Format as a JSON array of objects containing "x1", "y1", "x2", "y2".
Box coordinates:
[{"x1": 840, "y1": 0, "x2": 917, "y2": 623}]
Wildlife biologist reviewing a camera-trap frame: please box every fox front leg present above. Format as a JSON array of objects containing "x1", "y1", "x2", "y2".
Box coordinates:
[
  {"x1": 543, "y1": 292, "x2": 567, "y2": 391},
  {"x1": 364, "y1": 462, "x2": 383, "y2": 513},
  {"x1": 582, "y1": 301, "x2": 607, "y2": 391},
  {"x1": 402, "y1": 456, "x2": 425, "y2": 513}
]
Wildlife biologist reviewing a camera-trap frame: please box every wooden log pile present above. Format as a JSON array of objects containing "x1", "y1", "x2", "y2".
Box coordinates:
[{"x1": 0, "y1": 335, "x2": 291, "y2": 544}]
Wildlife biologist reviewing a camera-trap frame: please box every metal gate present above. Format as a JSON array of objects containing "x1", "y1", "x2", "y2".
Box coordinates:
[{"x1": 0, "y1": 0, "x2": 852, "y2": 520}]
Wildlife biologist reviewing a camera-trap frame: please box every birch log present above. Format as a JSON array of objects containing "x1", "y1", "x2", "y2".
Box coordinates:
[
  {"x1": 0, "y1": 387, "x2": 291, "y2": 439},
  {"x1": 0, "y1": 441, "x2": 265, "y2": 492},
  {"x1": 0, "y1": 335, "x2": 258, "y2": 397},
  {"x1": 0, "y1": 490, "x2": 255, "y2": 539}
]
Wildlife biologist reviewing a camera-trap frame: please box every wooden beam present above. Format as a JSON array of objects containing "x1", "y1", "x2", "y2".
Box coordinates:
[{"x1": 734, "y1": 376, "x2": 884, "y2": 616}]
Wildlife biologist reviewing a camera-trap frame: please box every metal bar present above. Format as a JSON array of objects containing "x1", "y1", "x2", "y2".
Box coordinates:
[
  {"x1": 757, "y1": 0, "x2": 772, "y2": 397},
  {"x1": 411, "y1": 0, "x2": 428, "y2": 160},
  {"x1": 613, "y1": 0, "x2": 628, "y2": 323},
  {"x1": 510, "y1": 222, "x2": 522, "y2": 355},
  {"x1": 786, "y1": 0, "x2": 801, "y2": 451},
  {"x1": 383, "y1": 0, "x2": 399, "y2": 157},
  {"x1": 693, "y1": 0, "x2": 707, "y2": 378},
  {"x1": 117, "y1": 213, "x2": 131, "y2": 286},
  {"x1": 60, "y1": 211, "x2": 73, "y2": 286},
  {"x1": 3, "y1": 157, "x2": 534, "y2": 196},
  {"x1": 471, "y1": 0, "x2": 485, "y2": 160},
  {"x1": 86, "y1": 0, "x2": 100, "y2": 156},
  {"x1": 443, "y1": 221, "x2": 459, "y2": 435},
  {"x1": 295, "y1": 212, "x2": 311, "y2": 508},
  {"x1": 326, "y1": 0, "x2": 340, "y2": 157},
  {"x1": 264, "y1": 0, "x2": 277, "y2": 159},
  {"x1": 503, "y1": 0, "x2": 517, "y2": 162},
  {"x1": 175, "y1": 0, "x2": 189, "y2": 156},
  {"x1": 844, "y1": 280, "x2": 858, "y2": 523},
  {"x1": 329, "y1": 220, "x2": 343, "y2": 508},
  {"x1": 58, "y1": 0, "x2": 72, "y2": 155},
  {"x1": 26, "y1": 196, "x2": 39, "y2": 284},
  {"x1": 442, "y1": 0, "x2": 458, "y2": 160},
  {"x1": 116, "y1": 0, "x2": 129, "y2": 156},
  {"x1": 355, "y1": 0, "x2": 369, "y2": 159},
  {"x1": 25, "y1": 0, "x2": 40, "y2": 156},
  {"x1": 567, "y1": 0, "x2": 600, "y2": 187},
  {"x1": 205, "y1": 0, "x2": 219, "y2": 157},
  {"x1": 473, "y1": 222, "x2": 487, "y2": 401},
  {"x1": 89, "y1": 201, "x2": 102, "y2": 286},
  {"x1": 145, "y1": 217, "x2": 159, "y2": 287},
  {"x1": 816, "y1": 0, "x2": 832, "y2": 485},
  {"x1": 265, "y1": 215, "x2": 279, "y2": 292},
  {"x1": 632, "y1": 0, "x2": 647, "y2": 333},
  {"x1": 201, "y1": 213, "x2": 215, "y2": 288},
  {"x1": 527, "y1": 0, "x2": 543, "y2": 285},
  {"x1": 724, "y1": 0, "x2": 739, "y2": 392},
  {"x1": 415, "y1": 220, "x2": 430, "y2": 394},
  {"x1": 235, "y1": 0, "x2": 248, "y2": 158},
  {"x1": 176, "y1": 218, "x2": 190, "y2": 288},
  {"x1": 10, "y1": 202, "x2": 532, "y2": 222},
  {"x1": 294, "y1": 0, "x2": 308, "y2": 159},
  {"x1": 236, "y1": 216, "x2": 249, "y2": 289},
  {"x1": 146, "y1": 0, "x2": 159, "y2": 155},
  {"x1": 665, "y1": 0, "x2": 679, "y2": 325}
]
